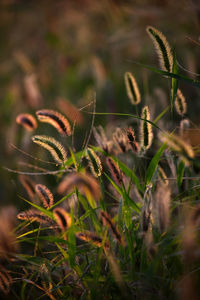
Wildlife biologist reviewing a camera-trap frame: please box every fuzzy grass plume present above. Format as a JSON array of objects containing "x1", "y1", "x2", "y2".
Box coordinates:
[
  {"x1": 36, "y1": 109, "x2": 71, "y2": 136},
  {"x1": 139, "y1": 106, "x2": 153, "y2": 151},
  {"x1": 146, "y1": 26, "x2": 173, "y2": 72},
  {"x1": 124, "y1": 72, "x2": 141, "y2": 105},
  {"x1": 16, "y1": 113, "x2": 38, "y2": 131},
  {"x1": 32, "y1": 135, "x2": 67, "y2": 164},
  {"x1": 53, "y1": 208, "x2": 71, "y2": 232},
  {"x1": 76, "y1": 231, "x2": 109, "y2": 249},
  {"x1": 35, "y1": 184, "x2": 54, "y2": 209},
  {"x1": 175, "y1": 89, "x2": 187, "y2": 116},
  {"x1": 86, "y1": 147, "x2": 102, "y2": 177}
]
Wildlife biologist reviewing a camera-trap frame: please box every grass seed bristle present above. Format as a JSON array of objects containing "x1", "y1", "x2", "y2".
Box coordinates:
[
  {"x1": 126, "y1": 127, "x2": 140, "y2": 153},
  {"x1": 36, "y1": 109, "x2": 71, "y2": 136},
  {"x1": 140, "y1": 106, "x2": 153, "y2": 151},
  {"x1": 32, "y1": 135, "x2": 67, "y2": 164},
  {"x1": 53, "y1": 208, "x2": 71, "y2": 232},
  {"x1": 175, "y1": 89, "x2": 187, "y2": 116},
  {"x1": 86, "y1": 147, "x2": 102, "y2": 177},
  {"x1": 35, "y1": 184, "x2": 54, "y2": 208},
  {"x1": 146, "y1": 26, "x2": 173, "y2": 72},
  {"x1": 106, "y1": 157, "x2": 123, "y2": 186},
  {"x1": 17, "y1": 209, "x2": 55, "y2": 227},
  {"x1": 16, "y1": 113, "x2": 37, "y2": 131},
  {"x1": 124, "y1": 72, "x2": 141, "y2": 105}
]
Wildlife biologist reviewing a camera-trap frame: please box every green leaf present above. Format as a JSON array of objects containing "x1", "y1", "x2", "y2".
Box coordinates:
[
  {"x1": 129, "y1": 61, "x2": 200, "y2": 87},
  {"x1": 145, "y1": 142, "x2": 167, "y2": 186}
]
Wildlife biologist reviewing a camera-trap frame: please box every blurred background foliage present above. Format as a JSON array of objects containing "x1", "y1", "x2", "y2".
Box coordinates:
[{"x1": 0, "y1": 0, "x2": 199, "y2": 206}]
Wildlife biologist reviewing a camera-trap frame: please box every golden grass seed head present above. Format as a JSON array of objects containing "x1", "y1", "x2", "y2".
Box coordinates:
[
  {"x1": 106, "y1": 157, "x2": 123, "y2": 186},
  {"x1": 139, "y1": 106, "x2": 153, "y2": 151},
  {"x1": 35, "y1": 184, "x2": 54, "y2": 208},
  {"x1": 19, "y1": 175, "x2": 36, "y2": 199},
  {"x1": 16, "y1": 113, "x2": 37, "y2": 131},
  {"x1": 17, "y1": 209, "x2": 56, "y2": 228},
  {"x1": 112, "y1": 128, "x2": 130, "y2": 153},
  {"x1": 53, "y1": 208, "x2": 71, "y2": 232},
  {"x1": 175, "y1": 89, "x2": 187, "y2": 116},
  {"x1": 126, "y1": 127, "x2": 140, "y2": 153},
  {"x1": 124, "y1": 72, "x2": 141, "y2": 105},
  {"x1": 146, "y1": 26, "x2": 173, "y2": 73},
  {"x1": 86, "y1": 147, "x2": 102, "y2": 177},
  {"x1": 32, "y1": 135, "x2": 67, "y2": 164},
  {"x1": 36, "y1": 109, "x2": 71, "y2": 136}
]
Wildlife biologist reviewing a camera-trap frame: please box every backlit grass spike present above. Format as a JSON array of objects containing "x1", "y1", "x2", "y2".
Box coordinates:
[
  {"x1": 35, "y1": 184, "x2": 54, "y2": 208},
  {"x1": 140, "y1": 106, "x2": 153, "y2": 151},
  {"x1": 146, "y1": 26, "x2": 173, "y2": 72},
  {"x1": 32, "y1": 135, "x2": 67, "y2": 164},
  {"x1": 86, "y1": 147, "x2": 102, "y2": 177},
  {"x1": 124, "y1": 72, "x2": 141, "y2": 105},
  {"x1": 175, "y1": 89, "x2": 187, "y2": 116},
  {"x1": 36, "y1": 109, "x2": 71, "y2": 136}
]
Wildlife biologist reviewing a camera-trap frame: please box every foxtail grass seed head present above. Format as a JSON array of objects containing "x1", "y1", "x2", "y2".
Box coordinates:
[
  {"x1": 19, "y1": 175, "x2": 36, "y2": 199},
  {"x1": 86, "y1": 147, "x2": 102, "y2": 177},
  {"x1": 146, "y1": 26, "x2": 173, "y2": 72},
  {"x1": 17, "y1": 209, "x2": 56, "y2": 228},
  {"x1": 140, "y1": 106, "x2": 153, "y2": 151},
  {"x1": 53, "y1": 208, "x2": 71, "y2": 232},
  {"x1": 32, "y1": 135, "x2": 67, "y2": 164},
  {"x1": 100, "y1": 210, "x2": 124, "y2": 246},
  {"x1": 124, "y1": 72, "x2": 141, "y2": 105},
  {"x1": 159, "y1": 132, "x2": 195, "y2": 165},
  {"x1": 35, "y1": 184, "x2": 54, "y2": 209},
  {"x1": 16, "y1": 113, "x2": 38, "y2": 131},
  {"x1": 175, "y1": 89, "x2": 187, "y2": 116},
  {"x1": 76, "y1": 231, "x2": 109, "y2": 249},
  {"x1": 126, "y1": 127, "x2": 139, "y2": 153},
  {"x1": 106, "y1": 157, "x2": 123, "y2": 186},
  {"x1": 57, "y1": 172, "x2": 101, "y2": 201},
  {"x1": 112, "y1": 128, "x2": 130, "y2": 153},
  {"x1": 36, "y1": 109, "x2": 71, "y2": 136}
]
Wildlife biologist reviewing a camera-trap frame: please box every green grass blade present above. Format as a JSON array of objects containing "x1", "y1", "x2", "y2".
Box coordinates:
[{"x1": 145, "y1": 142, "x2": 167, "y2": 186}]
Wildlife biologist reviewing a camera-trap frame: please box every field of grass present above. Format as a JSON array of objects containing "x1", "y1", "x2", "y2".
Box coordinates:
[{"x1": 0, "y1": 1, "x2": 200, "y2": 299}]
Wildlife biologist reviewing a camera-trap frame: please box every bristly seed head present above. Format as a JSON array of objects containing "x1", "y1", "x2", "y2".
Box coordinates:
[
  {"x1": 32, "y1": 135, "x2": 67, "y2": 164},
  {"x1": 175, "y1": 89, "x2": 187, "y2": 116},
  {"x1": 35, "y1": 184, "x2": 54, "y2": 208},
  {"x1": 106, "y1": 157, "x2": 123, "y2": 186},
  {"x1": 86, "y1": 147, "x2": 102, "y2": 177},
  {"x1": 139, "y1": 106, "x2": 153, "y2": 151},
  {"x1": 53, "y1": 208, "x2": 71, "y2": 232},
  {"x1": 76, "y1": 230, "x2": 109, "y2": 249},
  {"x1": 16, "y1": 113, "x2": 37, "y2": 131},
  {"x1": 36, "y1": 109, "x2": 71, "y2": 136},
  {"x1": 124, "y1": 72, "x2": 141, "y2": 105},
  {"x1": 126, "y1": 127, "x2": 140, "y2": 153},
  {"x1": 146, "y1": 26, "x2": 173, "y2": 73}
]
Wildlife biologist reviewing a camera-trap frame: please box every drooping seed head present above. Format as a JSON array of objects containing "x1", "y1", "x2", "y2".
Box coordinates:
[
  {"x1": 106, "y1": 157, "x2": 123, "y2": 186},
  {"x1": 17, "y1": 209, "x2": 55, "y2": 228},
  {"x1": 16, "y1": 113, "x2": 37, "y2": 131},
  {"x1": 126, "y1": 127, "x2": 140, "y2": 153},
  {"x1": 53, "y1": 208, "x2": 71, "y2": 232},
  {"x1": 32, "y1": 135, "x2": 67, "y2": 164},
  {"x1": 36, "y1": 109, "x2": 71, "y2": 136},
  {"x1": 112, "y1": 128, "x2": 130, "y2": 153},
  {"x1": 35, "y1": 184, "x2": 54, "y2": 208},
  {"x1": 19, "y1": 175, "x2": 36, "y2": 199}
]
